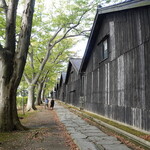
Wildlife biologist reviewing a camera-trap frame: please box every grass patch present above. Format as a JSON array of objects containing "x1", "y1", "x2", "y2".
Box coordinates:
[
  {"x1": 0, "y1": 132, "x2": 22, "y2": 143},
  {"x1": 18, "y1": 111, "x2": 33, "y2": 118}
]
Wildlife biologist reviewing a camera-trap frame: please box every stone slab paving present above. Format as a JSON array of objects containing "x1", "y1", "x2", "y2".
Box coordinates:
[{"x1": 55, "y1": 103, "x2": 131, "y2": 150}]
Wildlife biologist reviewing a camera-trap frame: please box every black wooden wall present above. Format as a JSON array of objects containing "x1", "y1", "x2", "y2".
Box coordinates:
[
  {"x1": 82, "y1": 6, "x2": 150, "y2": 131},
  {"x1": 65, "y1": 66, "x2": 81, "y2": 106}
]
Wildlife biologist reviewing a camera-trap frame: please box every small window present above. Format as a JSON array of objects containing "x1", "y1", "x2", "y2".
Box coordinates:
[
  {"x1": 98, "y1": 35, "x2": 109, "y2": 62},
  {"x1": 103, "y1": 39, "x2": 108, "y2": 60}
]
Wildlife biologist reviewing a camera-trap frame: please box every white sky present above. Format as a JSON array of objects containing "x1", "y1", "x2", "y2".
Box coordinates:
[{"x1": 72, "y1": 38, "x2": 88, "y2": 58}]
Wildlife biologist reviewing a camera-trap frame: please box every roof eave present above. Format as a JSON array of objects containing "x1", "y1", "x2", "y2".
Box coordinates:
[
  {"x1": 98, "y1": 0, "x2": 150, "y2": 15},
  {"x1": 80, "y1": 12, "x2": 100, "y2": 72}
]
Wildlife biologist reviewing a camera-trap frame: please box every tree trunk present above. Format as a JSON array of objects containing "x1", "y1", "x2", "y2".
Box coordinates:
[
  {"x1": 35, "y1": 82, "x2": 44, "y2": 105},
  {"x1": 26, "y1": 85, "x2": 36, "y2": 111},
  {"x1": 41, "y1": 82, "x2": 46, "y2": 101},
  {"x1": 0, "y1": 56, "x2": 25, "y2": 131},
  {"x1": 0, "y1": 0, "x2": 35, "y2": 132},
  {"x1": 0, "y1": 62, "x2": 13, "y2": 131}
]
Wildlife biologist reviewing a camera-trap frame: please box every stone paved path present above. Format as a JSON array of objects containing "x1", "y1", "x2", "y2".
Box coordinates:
[{"x1": 55, "y1": 102, "x2": 131, "y2": 150}]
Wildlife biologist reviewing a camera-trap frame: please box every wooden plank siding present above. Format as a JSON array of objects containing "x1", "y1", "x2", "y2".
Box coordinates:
[
  {"x1": 65, "y1": 58, "x2": 82, "y2": 107},
  {"x1": 81, "y1": 5, "x2": 150, "y2": 131},
  {"x1": 58, "y1": 73, "x2": 66, "y2": 102}
]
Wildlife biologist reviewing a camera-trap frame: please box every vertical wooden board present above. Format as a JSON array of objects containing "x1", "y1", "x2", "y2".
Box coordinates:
[
  {"x1": 144, "y1": 40, "x2": 150, "y2": 109},
  {"x1": 99, "y1": 65, "x2": 104, "y2": 104},
  {"x1": 138, "y1": 45, "x2": 146, "y2": 109},
  {"x1": 114, "y1": 21, "x2": 119, "y2": 57},
  {"x1": 104, "y1": 104, "x2": 107, "y2": 117},
  {"x1": 131, "y1": 10, "x2": 138, "y2": 49},
  {"x1": 132, "y1": 48, "x2": 138, "y2": 108},
  {"x1": 133, "y1": 9, "x2": 139, "y2": 47},
  {"x1": 140, "y1": 7, "x2": 150, "y2": 43},
  {"x1": 108, "y1": 63, "x2": 112, "y2": 105},
  {"x1": 125, "y1": 11, "x2": 130, "y2": 53},
  {"x1": 117, "y1": 106, "x2": 121, "y2": 122},
  {"x1": 120, "y1": 106, "x2": 125, "y2": 122},
  {"x1": 109, "y1": 62, "x2": 113, "y2": 105},
  {"x1": 94, "y1": 46, "x2": 99, "y2": 69},
  {"x1": 98, "y1": 67, "x2": 102, "y2": 104},
  {"x1": 102, "y1": 103, "x2": 105, "y2": 115},
  {"x1": 122, "y1": 11, "x2": 128, "y2": 54},
  {"x1": 94, "y1": 102, "x2": 99, "y2": 114},
  {"x1": 109, "y1": 105, "x2": 112, "y2": 119},
  {"x1": 95, "y1": 102, "x2": 100, "y2": 114},
  {"x1": 124, "y1": 54, "x2": 127, "y2": 107},
  {"x1": 125, "y1": 13, "x2": 129, "y2": 53},
  {"x1": 129, "y1": 50, "x2": 134, "y2": 107},
  {"x1": 109, "y1": 62, "x2": 114, "y2": 105},
  {"x1": 107, "y1": 104, "x2": 111, "y2": 118},
  {"x1": 141, "y1": 109, "x2": 148, "y2": 131},
  {"x1": 114, "y1": 60, "x2": 118, "y2": 105},
  {"x1": 144, "y1": 109, "x2": 149, "y2": 131},
  {"x1": 108, "y1": 105, "x2": 112, "y2": 119},
  {"x1": 125, "y1": 52, "x2": 132, "y2": 107},
  {"x1": 115, "y1": 105, "x2": 119, "y2": 120},
  {"x1": 126, "y1": 11, "x2": 131, "y2": 50},
  {"x1": 147, "y1": 110, "x2": 150, "y2": 131},
  {"x1": 87, "y1": 72, "x2": 92, "y2": 103},
  {"x1": 111, "y1": 61, "x2": 115, "y2": 105},
  {"x1": 93, "y1": 69, "x2": 97, "y2": 103},
  {"x1": 125, "y1": 106, "x2": 131, "y2": 125}
]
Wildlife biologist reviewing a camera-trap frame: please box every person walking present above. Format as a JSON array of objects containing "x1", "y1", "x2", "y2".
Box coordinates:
[
  {"x1": 44, "y1": 97, "x2": 49, "y2": 109},
  {"x1": 50, "y1": 99, "x2": 55, "y2": 110}
]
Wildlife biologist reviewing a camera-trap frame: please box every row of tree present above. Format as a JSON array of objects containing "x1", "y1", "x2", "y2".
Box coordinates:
[{"x1": 0, "y1": 0, "x2": 123, "y2": 132}]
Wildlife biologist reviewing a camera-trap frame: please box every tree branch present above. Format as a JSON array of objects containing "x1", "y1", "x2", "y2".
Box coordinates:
[
  {"x1": 27, "y1": 3, "x2": 93, "y2": 86},
  {"x1": 51, "y1": 8, "x2": 90, "y2": 47},
  {"x1": 0, "y1": 0, "x2": 8, "y2": 14},
  {"x1": 24, "y1": 73, "x2": 31, "y2": 84},
  {"x1": 51, "y1": 51, "x2": 64, "y2": 64},
  {"x1": 16, "y1": 0, "x2": 35, "y2": 56},
  {"x1": 14, "y1": 0, "x2": 35, "y2": 88},
  {"x1": 28, "y1": 47, "x2": 34, "y2": 70},
  {"x1": 48, "y1": 27, "x2": 62, "y2": 47},
  {"x1": 64, "y1": 29, "x2": 91, "y2": 39},
  {"x1": 43, "y1": 70, "x2": 49, "y2": 82},
  {"x1": 5, "y1": 0, "x2": 19, "y2": 52},
  {"x1": 36, "y1": 56, "x2": 41, "y2": 63}
]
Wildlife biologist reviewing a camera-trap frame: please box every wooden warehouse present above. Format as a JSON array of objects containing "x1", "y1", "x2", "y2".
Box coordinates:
[
  {"x1": 54, "y1": 83, "x2": 59, "y2": 100},
  {"x1": 58, "y1": 72, "x2": 66, "y2": 102},
  {"x1": 80, "y1": 0, "x2": 150, "y2": 131},
  {"x1": 65, "y1": 58, "x2": 82, "y2": 106}
]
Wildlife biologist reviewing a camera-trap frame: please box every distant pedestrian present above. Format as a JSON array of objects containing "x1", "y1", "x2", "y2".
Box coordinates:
[
  {"x1": 44, "y1": 97, "x2": 49, "y2": 109},
  {"x1": 50, "y1": 99, "x2": 55, "y2": 110}
]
